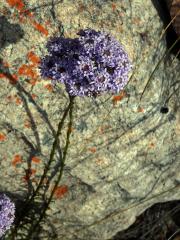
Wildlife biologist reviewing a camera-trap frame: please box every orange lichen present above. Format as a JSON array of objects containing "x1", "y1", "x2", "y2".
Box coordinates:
[
  {"x1": 88, "y1": 147, "x2": 97, "y2": 153},
  {"x1": 22, "y1": 175, "x2": 29, "y2": 182},
  {"x1": 68, "y1": 127, "x2": 74, "y2": 133},
  {"x1": 24, "y1": 119, "x2": 31, "y2": 128},
  {"x1": 22, "y1": 168, "x2": 37, "y2": 182},
  {"x1": 53, "y1": 185, "x2": 68, "y2": 199},
  {"x1": 27, "y1": 51, "x2": 40, "y2": 65},
  {"x1": 1, "y1": 73, "x2": 18, "y2": 85},
  {"x1": 44, "y1": 83, "x2": 53, "y2": 92},
  {"x1": 18, "y1": 14, "x2": 26, "y2": 23},
  {"x1": 21, "y1": 9, "x2": 33, "y2": 17},
  {"x1": 6, "y1": 95, "x2": 14, "y2": 102},
  {"x1": 99, "y1": 125, "x2": 111, "y2": 134},
  {"x1": 30, "y1": 168, "x2": 36, "y2": 175},
  {"x1": 32, "y1": 21, "x2": 49, "y2": 36},
  {"x1": 15, "y1": 97, "x2": 22, "y2": 105},
  {"x1": 6, "y1": 0, "x2": 25, "y2": 12},
  {"x1": 2, "y1": 61, "x2": 10, "y2": 67},
  {"x1": 112, "y1": 3, "x2": 116, "y2": 11},
  {"x1": 6, "y1": 0, "x2": 50, "y2": 37},
  {"x1": 149, "y1": 142, "x2": 155, "y2": 148},
  {"x1": 12, "y1": 154, "x2": 23, "y2": 167},
  {"x1": 31, "y1": 156, "x2": 41, "y2": 164},
  {"x1": 112, "y1": 90, "x2": 126, "y2": 105},
  {"x1": 137, "y1": 106, "x2": 144, "y2": 113},
  {"x1": 0, "y1": 73, "x2": 5, "y2": 78},
  {"x1": 0, "y1": 133, "x2": 6, "y2": 142},
  {"x1": 10, "y1": 74, "x2": 19, "y2": 84},
  {"x1": 29, "y1": 79, "x2": 38, "y2": 86},
  {"x1": 18, "y1": 64, "x2": 37, "y2": 79},
  {"x1": 31, "y1": 93, "x2": 37, "y2": 99}
]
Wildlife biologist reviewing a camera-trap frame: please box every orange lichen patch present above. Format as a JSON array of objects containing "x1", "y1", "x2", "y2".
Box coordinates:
[
  {"x1": 68, "y1": 127, "x2": 74, "y2": 133},
  {"x1": 27, "y1": 51, "x2": 40, "y2": 65},
  {"x1": 2, "y1": 61, "x2": 10, "y2": 67},
  {"x1": 18, "y1": 14, "x2": 27, "y2": 23},
  {"x1": 15, "y1": 97, "x2": 22, "y2": 105},
  {"x1": 112, "y1": 90, "x2": 126, "y2": 105},
  {"x1": 22, "y1": 175, "x2": 29, "y2": 182},
  {"x1": 149, "y1": 142, "x2": 155, "y2": 148},
  {"x1": 21, "y1": 9, "x2": 33, "y2": 17},
  {"x1": 53, "y1": 185, "x2": 68, "y2": 199},
  {"x1": 10, "y1": 74, "x2": 19, "y2": 84},
  {"x1": 24, "y1": 119, "x2": 31, "y2": 128},
  {"x1": 6, "y1": 0, "x2": 25, "y2": 12},
  {"x1": 45, "y1": 20, "x2": 51, "y2": 26},
  {"x1": 12, "y1": 154, "x2": 23, "y2": 167},
  {"x1": 32, "y1": 20, "x2": 49, "y2": 36},
  {"x1": 29, "y1": 79, "x2": 38, "y2": 86},
  {"x1": 0, "y1": 133, "x2": 6, "y2": 142},
  {"x1": 31, "y1": 156, "x2": 41, "y2": 164},
  {"x1": 30, "y1": 168, "x2": 36, "y2": 175},
  {"x1": 18, "y1": 64, "x2": 37, "y2": 79},
  {"x1": 99, "y1": 125, "x2": 111, "y2": 134},
  {"x1": 137, "y1": 106, "x2": 144, "y2": 113},
  {"x1": 78, "y1": 3, "x2": 86, "y2": 12},
  {"x1": 44, "y1": 83, "x2": 53, "y2": 92},
  {"x1": 112, "y1": 3, "x2": 116, "y2": 11},
  {"x1": 6, "y1": 95, "x2": 14, "y2": 102},
  {"x1": 31, "y1": 93, "x2": 37, "y2": 99},
  {"x1": 0, "y1": 73, "x2": 5, "y2": 78},
  {"x1": 88, "y1": 147, "x2": 97, "y2": 153},
  {"x1": 22, "y1": 168, "x2": 36, "y2": 182},
  {"x1": 0, "y1": 73, "x2": 18, "y2": 84}
]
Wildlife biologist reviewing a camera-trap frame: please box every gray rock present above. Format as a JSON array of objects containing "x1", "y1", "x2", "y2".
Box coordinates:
[{"x1": 0, "y1": 0, "x2": 179, "y2": 239}]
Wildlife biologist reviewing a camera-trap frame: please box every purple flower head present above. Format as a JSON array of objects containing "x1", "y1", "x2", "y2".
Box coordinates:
[
  {"x1": 40, "y1": 28, "x2": 132, "y2": 97},
  {"x1": 0, "y1": 194, "x2": 15, "y2": 237}
]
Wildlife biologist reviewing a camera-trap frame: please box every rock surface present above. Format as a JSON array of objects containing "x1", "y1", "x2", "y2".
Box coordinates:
[{"x1": 0, "y1": 0, "x2": 179, "y2": 239}]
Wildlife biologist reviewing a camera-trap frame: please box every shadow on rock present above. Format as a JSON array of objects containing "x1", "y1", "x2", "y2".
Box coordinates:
[
  {"x1": 0, "y1": 15, "x2": 24, "y2": 49},
  {"x1": 151, "y1": 0, "x2": 180, "y2": 59}
]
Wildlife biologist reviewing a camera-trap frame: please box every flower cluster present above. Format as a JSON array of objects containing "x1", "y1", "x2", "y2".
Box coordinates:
[
  {"x1": 0, "y1": 194, "x2": 15, "y2": 237},
  {"x1": 40, "y1": 28, "x2": 132, "y2": 97}
]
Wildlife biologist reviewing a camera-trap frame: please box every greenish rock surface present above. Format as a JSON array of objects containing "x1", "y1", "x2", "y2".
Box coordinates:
[{"x1": 0, "y1": 0, "x2": 179, "y2": 239}]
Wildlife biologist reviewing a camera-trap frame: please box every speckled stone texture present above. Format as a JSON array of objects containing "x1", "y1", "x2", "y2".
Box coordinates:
[{"x1": 0, "y1": 0, "x2": 179, "y2": 239}]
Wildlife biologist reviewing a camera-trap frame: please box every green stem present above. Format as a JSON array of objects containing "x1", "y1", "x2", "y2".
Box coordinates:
[
  {"x1": 11, "y1": 96, "x2": 74, "y2": 239},
  {"x1": 27, "y1": 95, "x2": 75, "y2": 238},
  {"x1": 140, "y1": 36, "x2": 180, "y2": 100}
]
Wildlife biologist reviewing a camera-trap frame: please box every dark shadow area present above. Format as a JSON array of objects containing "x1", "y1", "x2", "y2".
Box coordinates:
[
  {"x1": 151, "y1": 0, "x2": 180, "y2": 59},
  {"x1": 113, "y1": 200, "x2": 180, "y2": 240},
  {"x1": 1, "y1": 191, "x2": 58, "y2": 239},
  {"x1": 0, "y1": 16, "x2": 24, "y2": 49}
]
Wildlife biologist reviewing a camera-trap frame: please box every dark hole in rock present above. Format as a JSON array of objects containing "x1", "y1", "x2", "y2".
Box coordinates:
[{"x1": 160, "y1": 106, "x2": 169, "y2": 114}]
